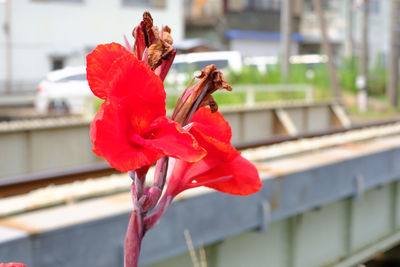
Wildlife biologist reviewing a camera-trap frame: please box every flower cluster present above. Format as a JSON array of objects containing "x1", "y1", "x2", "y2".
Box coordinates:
[{"x1": 87, "y1": 11, "x2": 262, "y2": 267}]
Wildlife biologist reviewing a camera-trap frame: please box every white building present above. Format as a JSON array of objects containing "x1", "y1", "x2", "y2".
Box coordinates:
[
  {"x1": 0, "y1": 0, "x2": 184, "y2": 93},
  {"x1": 300, "y1": 0, "x2": 390, "y2": 66}
]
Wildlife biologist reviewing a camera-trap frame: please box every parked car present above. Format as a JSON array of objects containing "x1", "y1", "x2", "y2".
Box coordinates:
[
  {"x1": 35, "y1": 66, "x2": 93, "y2": 114},
  {"x1": 165, "y1": 51, "x2": 242, "y2": 87}
]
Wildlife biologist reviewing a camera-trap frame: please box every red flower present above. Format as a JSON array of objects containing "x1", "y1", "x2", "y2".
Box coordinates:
[
  {"x1": 167, "y1": 107, "x2": 263, "y2": 196},
  {"x1": 0, "y1": 263, "x2": 26, "y2": 267},
  {"x1": 87, "y1": 44, "x2": 206, "y2": 172}
]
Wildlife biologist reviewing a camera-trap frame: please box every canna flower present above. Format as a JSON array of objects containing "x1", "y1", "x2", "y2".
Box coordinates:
[
  {"x1": 167, "y1": 107, "x2": 263, "y2": 197},
  {"x1": 88, "y1": 11, "x2": 263, "y2": 267},
  {"x1": 0, "y1": 263, "x2": 26, "y2": 267},
  {"x1": 87, "y1": 44, "x2": 206, "y2": 172}
]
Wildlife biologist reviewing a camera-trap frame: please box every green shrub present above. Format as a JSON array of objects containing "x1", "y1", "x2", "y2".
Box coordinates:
[
  {"x1": 339, "y1": 56, "x2": 358, "y2": 93},
  {"x1": 368, "y1": 54, "x2": 387, "y2": 95}
]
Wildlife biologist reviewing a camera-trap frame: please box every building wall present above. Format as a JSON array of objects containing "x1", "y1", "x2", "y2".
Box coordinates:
[
  {"x1": 0, "y1": 0, "x2": 183, "y2": 93},
  {"x1": 353, "y1": 0, "x2": 390, "y2": 65},
  {"x1": 300, "y1": 0, "x2": 390, "y2": 66}
]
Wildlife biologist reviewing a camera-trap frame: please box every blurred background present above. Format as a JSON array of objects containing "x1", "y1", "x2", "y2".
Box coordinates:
[{"x1": 1, "y1": 1, "x2": 400, "y2": 267}]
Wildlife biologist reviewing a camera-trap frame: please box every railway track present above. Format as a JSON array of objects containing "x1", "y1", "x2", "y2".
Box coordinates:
[
  {"x1": 1, "y1": 118, "x2": 400, "y2": 200},
  {"x1": 0, "y1": 162, "x2": 120, "y2": 198}
]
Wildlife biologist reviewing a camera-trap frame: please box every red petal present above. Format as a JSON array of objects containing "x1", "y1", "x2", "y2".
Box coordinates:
[
  {"x1": 190, "y1": 107, "x2": 238, "y2": 160},
  {"x1": 0, "y1": 264, "x2": 26, "y2": 267},
  {"x1": 131, "y1": 116, "x2": 206, "y2": 162},
  {"x1": 105, "y1": 53, "x2": 166, "y2": 115},
  {"x1": 90, "y1": 101, "x2": 160, "y2": 172},
  {"x1": 89, "y1": 54, "x2": 167, "y2": 172},
  {"x1": 196, "y1": 155, "x2": 262, "y2": 196},
  {"x1": 86, "y1": 43, "x2": 132, "y2": 99},
  {"x1": 167, "y1": 155, "x2": 262, "y2": 196},
  {"x1": 166, "y1": 108, "x2": 262, "y2": 196},
  {"x1": 167, "y1": 108, "x2": 240, "y2": 195},
  {"x1": 133, "y1": 25, "x2": 146, "y2": 60}
]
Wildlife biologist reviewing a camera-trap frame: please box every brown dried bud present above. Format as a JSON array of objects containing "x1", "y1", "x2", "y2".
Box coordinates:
[
  {"x1": 162, "y1": 26, "x2": 173, "y2": 45},
  {"x1": 148, "y1": 39, "x2": 175, "y2": 70},
  {"x1": 132, "y1": 11, "x2": 159, "y2": 48},
  {"x1": 172, "y1": 64, "x2": 232, "y2": 125},
  {"x1": 200, "y1": 95, "x2": 218, "y2": 113}
]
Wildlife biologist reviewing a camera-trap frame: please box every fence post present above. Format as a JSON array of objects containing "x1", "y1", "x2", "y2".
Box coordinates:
[
  {"x1": 246, "y1": 86, "x2": 255, "y2": 107},
  {"x1": 305, "y1": 86, "x2": 313, "y2": 102}
]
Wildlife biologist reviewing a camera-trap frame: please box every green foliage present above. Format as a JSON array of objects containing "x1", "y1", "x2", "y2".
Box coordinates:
[
  {"x1": 339, "y1": 56, "x2": 358, "y2": 93},
  {"x1": 226, "y1": 62, "x2": 332, "y2": 100},
  {"x1": 94, "y1": 99, "x2": 104, "y2": 113},
  {"x1": 226, "y1": 66, "x2": 268, "y2": 84},
  {"x1": 338, "y1": 55, "x2": 387, "y2": 95},
  {"x1": 93, "y1": 55, "x2": 395, "y2": 113},
  {"x1": 368, "y1": 54, "x2": 387, "y2": 95},
  {"x1": 213, "y1": 92, "x2": 246, "y2": 105}
]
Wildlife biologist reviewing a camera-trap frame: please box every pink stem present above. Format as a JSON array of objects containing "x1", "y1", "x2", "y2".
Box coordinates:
[
  {"x1": 124, "y1": 158, "x2": 169, "y2": 265},
  {"x1": 154, "y1": 156, "x2": 169, "y2": 189},
  {"x1": 125, "y1": 180, "x2": 144, "y2": 267},
  {"x1": 144, "y1": 193, "x2": 173, "y2": 231},
  {"x1": 124, "y1": 210, "x2": 143, "y2": 267}
]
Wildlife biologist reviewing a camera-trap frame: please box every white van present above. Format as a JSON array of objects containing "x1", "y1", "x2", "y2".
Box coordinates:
[{"x1": 165, "y1": 51, "x2": 242, "y2": 86}]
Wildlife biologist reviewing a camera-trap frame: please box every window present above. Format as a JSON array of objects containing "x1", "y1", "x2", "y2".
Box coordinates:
[
  {"x1": 52, "y1": 57, "x2": 65, "y2": 70},
  {"x1": 368, "y1": 0, "x2": 380, "y2": 14},
  {"x1": 241, "y1": 0, "x2": 280, "y2": 11},
  {"x1": 58, "y1": 74, "x2": 87, "y2": 82}
]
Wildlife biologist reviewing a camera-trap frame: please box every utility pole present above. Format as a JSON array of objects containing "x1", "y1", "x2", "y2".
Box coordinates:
[
  {"x1": 357, "y1": 0, "x2": 368, "y2": 112},
  {"x1": 312, "y1": 0, "x2": 342, "y2": 103},
  {"x1": 345, "y1": 0, "x2": 354, "y2": 58},
  {"x1": 387, "y1": 0, "x2": 400, "y2": 107},
  {"x1": 281, "y1": 0, "x2": 291, "y2": 82},
  {"x1": 4, "y1": 0, "x2": 12, "y2": 94}
]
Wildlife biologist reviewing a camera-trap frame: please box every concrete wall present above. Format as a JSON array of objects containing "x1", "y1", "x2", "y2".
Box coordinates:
[
  {"x1": 0, "y1": 122, "x2": 100, "y2": 178},
  {"x1": 0, "y1": 0, "x2": 184, "y2": 92}
]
